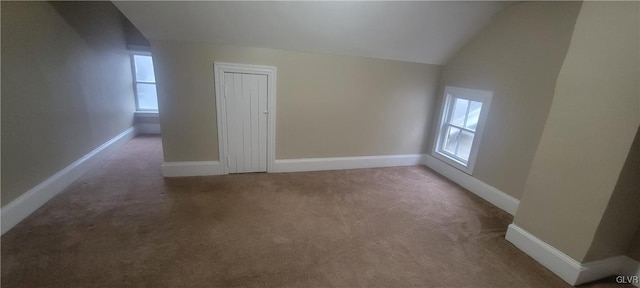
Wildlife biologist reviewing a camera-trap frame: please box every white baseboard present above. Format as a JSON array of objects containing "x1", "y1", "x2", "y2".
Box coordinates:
[
  {"x1": 506, "y1": 224, "x2": 635, "y2": 286},
  {"x1": 424, "y1": 154, "x2": 519, "y2": 215},
  {"x1": 272, "y1": 154, "x2": 428, "y2": 173},
  {"x1": 506, "y1": 224, "x2": 582, "y2": 284},
  {"x1": 621, "y1": 257, "x2": 640, "y2": 287},
  {"x1": 135, "y1": 123, "x2": 161, "y2": 134},
  {"x1": 162, "y1": 161, "x2": 223, "y2": 177},
  {"x1": 577, "y1": 255, "x2": 630, "y2": 285},
  {"x1": 1, "y1": 127, "x2": 137, "y2": 235}
]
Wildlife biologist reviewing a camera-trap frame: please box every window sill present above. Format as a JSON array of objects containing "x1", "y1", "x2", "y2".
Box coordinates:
[
  {"x1": 134, "y1": 111, "x2": 159, "y2": 118},
  {"x1": 432, "y1": 150, "x2": 474, "y2": 175}
]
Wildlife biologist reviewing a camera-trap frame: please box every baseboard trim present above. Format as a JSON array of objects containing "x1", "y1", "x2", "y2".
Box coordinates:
[
  {"x1": 621, "y1": 257, "x2": 640, "y2": 287},
  {"x1": 135, "y1": 123, "x2": 161, "y2": 134},
  {"x1": 506, "y1": 224, "x2": 585, "y2": 285},
  {"x1": 506, "y1": 224, "x2": 634, "y2": 285},
  {"x1": 577, "y1": 255, "x2": 630, "y2": 285},
  {"x1": 271, "y1": 154, "x2": 428, "y2": 173},
  {"x1": 424, "y1": 154, "x2": 519, "y2": 215},
  {"x1": 1, "y1": 127, "x2": 137, "y2": 235},
  {"x1": 162, "y1": 161, "x2": 224, "y2": 177}
]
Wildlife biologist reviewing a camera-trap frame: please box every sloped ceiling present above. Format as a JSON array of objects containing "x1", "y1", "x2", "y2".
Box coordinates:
[{"x1": 113, "y1": 1, "x2": 510, "y2": 65}]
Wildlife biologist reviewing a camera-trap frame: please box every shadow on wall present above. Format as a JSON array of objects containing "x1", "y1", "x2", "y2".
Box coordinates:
[
  {"x1": 629, "y1": 231, "x2": 640, "y2": 262},
  {"x1": 50, "y1": 1, "x2": 126, "y2": 50},
  {"x1": 420, "y1": 74, "x2": 443, "y2": 154},
  {"x1": 123, "y1": 16, "x2": 150, "y2": 48},
  {"x1": 585, "y1": 126, "x2": 640, "y2": 262}
]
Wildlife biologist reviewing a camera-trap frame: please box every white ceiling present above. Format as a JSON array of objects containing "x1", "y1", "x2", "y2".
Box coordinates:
[{"x1": 113, "y1": 1, "x2": 510, "y2": 65}]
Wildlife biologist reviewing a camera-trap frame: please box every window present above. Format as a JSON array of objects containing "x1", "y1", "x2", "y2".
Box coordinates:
[
  {"x1": 433, "y1": 86, "x2": 492, "y2": 174},
  {"x1": 130, "y1": 52, "x2": 158, "y2": 111}
]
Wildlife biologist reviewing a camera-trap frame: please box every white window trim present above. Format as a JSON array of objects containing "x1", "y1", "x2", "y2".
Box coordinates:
[
  {"x1": 134, "y1": 111, "x2": 159, "y2": 117},
  {"x1": 130, "y1": 51, "x2": 158, "y2": 112},
  {"x1": 213, "y1": 62, "x2": 277, "y2": 174},
  {"x1": 432, "y1": 86, "x2": 493, "y2": 175}
]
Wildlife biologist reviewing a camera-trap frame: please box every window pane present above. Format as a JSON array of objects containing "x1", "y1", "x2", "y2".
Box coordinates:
[
  {"x1": 443, "y1": 126, "x2": 461, "y2": 154},
  {"x1": 134, "y1": 55, "x2": 155, "y2": 82},
  {"x1": 465, "y1": 101, "x2": 483, "y2": 130},
  {"x1": 456, "y1": 130, "x2": 475, "y2": 161},
  {"x1": 450, "y1": 98, "x2": 468, "y2": 126},
  {"x1": 136, "y1": 83, "x2": 158, "y2": 110}
]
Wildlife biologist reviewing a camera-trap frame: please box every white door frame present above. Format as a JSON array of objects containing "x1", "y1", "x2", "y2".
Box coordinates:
[{"x1": 214, "y1": 62, "x2": 277, "y2": 174}]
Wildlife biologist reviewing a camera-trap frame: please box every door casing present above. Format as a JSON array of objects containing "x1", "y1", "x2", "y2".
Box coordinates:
[{"x1": 214, "y1": 62, "x2": 277, "y2": 174}]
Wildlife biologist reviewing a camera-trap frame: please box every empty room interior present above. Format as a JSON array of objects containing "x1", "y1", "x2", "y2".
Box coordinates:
[{"x1": 2, "y1": 1, "x2": 640, "y2": 287}]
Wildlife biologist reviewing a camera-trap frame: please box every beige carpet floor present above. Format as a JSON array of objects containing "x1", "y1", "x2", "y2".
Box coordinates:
[{"x1": 1, "y1": 136, "x2": 628, "y2": 287}]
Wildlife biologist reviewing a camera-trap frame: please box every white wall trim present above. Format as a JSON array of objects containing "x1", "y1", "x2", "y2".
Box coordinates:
[
  {"x1": 133, "y1": 111, "x2": 159, "y2": 117},
  {"x1": 214, "y1": 62, "x2": 277, "y2": 174},
  {"x1": 272, "y1": 154, "x2": 428, "y2": 173},
  {"x1": 424, "y1": 154, "x2": 519, "y2": 215},
  {"x1": 506, "y1": 223, "x2": 587, "y2": 285},
  {"x1": 432, "y1": 86, "x2": 493, "y2": 175},
  {"x1": 0, "y1": 127, "x2": 137, "y2": 235},
  {"x1": 135, "y1": 123, "x2": 161, "y2": 134},
  {"x1": 161, "y1": 161, "x2": 224, "y2": 177},
  {"x1": 506, "y1": 224, "x2": 636, "y2": 286},
  {"x1": 577, "y1": 255, "x2": 630, "y2": 285},
  {"x1": 621, "y1": 257, "x2": 640, "y2": 287}
]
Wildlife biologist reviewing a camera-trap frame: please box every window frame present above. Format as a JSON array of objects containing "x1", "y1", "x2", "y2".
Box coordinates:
[
  {"x1": 433, "y1": 86, "x2": 493, "y2": 175},
  {"x1": 129, "y1": 51, "x2": 158, "y2": 112}
]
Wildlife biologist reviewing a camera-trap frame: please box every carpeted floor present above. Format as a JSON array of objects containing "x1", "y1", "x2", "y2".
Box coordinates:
[{"x1": 1, "y1": 136, "x2": 628, "y2": 287}]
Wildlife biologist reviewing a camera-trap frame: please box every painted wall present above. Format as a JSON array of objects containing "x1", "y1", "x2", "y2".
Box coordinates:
[
  {"x1": 151, "y1": 41, "x2": 441, "y2": 162},
  {"x1": 432, "y1": 2, "x2": 582, "y2": 199},
  {"x1": 123, "y1": 17, "x2": 150, "y2": 48},
  {"x1": 584, "y1": 127, "x2": 640, "y2": 262},
  {"x1": 514, "y1": 1, "x2": 640, "y2": 262},
  {"x1": 629, "y1": 231, "x2": 640, "y2": 262},
  {"x1": 1, "y1": 2, "x2": 135, "y2": 206}
]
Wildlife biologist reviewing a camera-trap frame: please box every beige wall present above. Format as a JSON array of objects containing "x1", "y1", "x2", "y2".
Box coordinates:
[
  {"x1": 123, "y1": 17, "x2": 150, "y2": 48},
  {"x1": 433, "y1": 2, "x2": 582, "y2": 199},
  {"x1": 514, "y1": 1, "x2": 640, "y2": 261},
  {"x1": 584, "y1": 127, "x2": 640, "y2": 261},
  {"x1": 1, "y1": 2, "x2": 135, "y2": 205},
  {"x1": 629, "y1": 231, "x2": 640, "y2": 261},
  {"x1": 630, "y1": 3, "x2": 640, "y2": 262},
  {"x1": 151, "y1": 41, "x2": 441, "y2": 162}
]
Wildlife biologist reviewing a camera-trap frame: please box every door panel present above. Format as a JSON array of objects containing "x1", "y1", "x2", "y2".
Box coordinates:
[{"x1": 224, "y1": 72, "x2": 268, "y2": 173}]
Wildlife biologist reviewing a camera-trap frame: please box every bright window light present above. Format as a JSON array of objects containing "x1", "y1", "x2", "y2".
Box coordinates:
[
  {"x1": 131, "y1": 52, "x2": 158, "y2": 111},
  {"x1": 433, "y1": 86, "x2": 492, "y2": 174}
]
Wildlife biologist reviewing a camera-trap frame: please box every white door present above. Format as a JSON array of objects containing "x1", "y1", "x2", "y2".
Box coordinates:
[{"x1": 223, "y1": 72, "x2": 268, "y2": 173}]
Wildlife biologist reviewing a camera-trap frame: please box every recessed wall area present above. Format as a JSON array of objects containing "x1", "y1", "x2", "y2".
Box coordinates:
[
  {"x1": 151, "y1": 41, "x2": 441, "y2": 162},
  {"x1": 433, "y1": 1, "x2": 582, "y2": 200},
  {"x1": 585, "y1": 127, "x2": 640, "y2": 262}
]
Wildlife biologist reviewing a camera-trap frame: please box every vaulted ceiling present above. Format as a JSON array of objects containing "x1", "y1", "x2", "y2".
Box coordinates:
[{"x1": 113, "y1": 1, "x2": 510, "y2": 65}]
